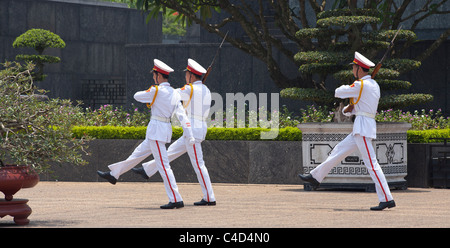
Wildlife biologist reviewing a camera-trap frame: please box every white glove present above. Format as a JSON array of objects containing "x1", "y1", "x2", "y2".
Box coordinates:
[
  {"x1": 188, "y1": 137, "x2": 196, "y2": 145},
  {"x1": 342, "y1": 105, "x2": 354, "y2": 117}
]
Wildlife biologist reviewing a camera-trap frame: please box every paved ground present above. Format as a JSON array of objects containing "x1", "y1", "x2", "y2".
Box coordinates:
[{"x1": 2, "y1": 181, "x2": 450, "y2": 228}]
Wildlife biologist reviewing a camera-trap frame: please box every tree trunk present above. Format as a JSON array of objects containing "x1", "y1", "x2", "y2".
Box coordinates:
[{"x1": 333, "y1": 102, "x2": 353, "y2": 123}]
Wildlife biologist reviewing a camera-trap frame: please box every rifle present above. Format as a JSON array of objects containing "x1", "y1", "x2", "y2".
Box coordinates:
[
  {"x1": 371, "y1": 25, "x2": 402, "y2": 78},
  {"x1": 202, "y1": 31, "x2": 228, "y2": 83}
]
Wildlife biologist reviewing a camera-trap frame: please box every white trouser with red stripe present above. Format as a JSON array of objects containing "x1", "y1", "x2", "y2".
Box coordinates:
[
  {"x1": 310, "y1": 134, "x2": 393, "y2": 203},
  {"x1": 142, "y1": 136, "x2": 216, "y2": 202},
  {"x1": 108, "y1": 139, "x2": 183, "y2": 203}
]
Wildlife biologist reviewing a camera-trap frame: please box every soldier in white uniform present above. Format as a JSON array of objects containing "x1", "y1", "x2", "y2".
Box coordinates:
[
  {"x1": 133, "y1": 58, "x2": 216, "y2": 206},
  {"x1": 299, "y1": 52, "x2": 395, "y2": 211},
  {"x1": 97, "y1": 59, "x2": 195, "y2": 209}
]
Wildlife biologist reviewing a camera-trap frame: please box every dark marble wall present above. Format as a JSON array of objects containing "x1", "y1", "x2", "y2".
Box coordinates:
[
  {"x1": 0, "y1": 0, "x2": 162, "y2": 106},
  {"x1": 40, "y1": 139, "x2": 437, "y2": 187},
  {"x1": 41, "y1": 139, "x2": 303, "y2": 185}
]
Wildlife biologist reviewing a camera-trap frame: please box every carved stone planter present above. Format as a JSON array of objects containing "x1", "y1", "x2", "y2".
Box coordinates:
[{"x1": 298, "y1": 122, "x2": 411, "y2": 191}]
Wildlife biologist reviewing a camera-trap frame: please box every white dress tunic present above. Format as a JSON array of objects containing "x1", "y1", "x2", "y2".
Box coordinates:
[{"x1": 335, "y1": 75, "x2": 379, "y2": 139}]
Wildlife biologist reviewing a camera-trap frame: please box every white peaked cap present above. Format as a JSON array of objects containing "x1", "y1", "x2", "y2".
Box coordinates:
[
  {"x1": 153, "y1": 59, "x2": 174, "y2": 75},
  {"x1": 185, "y1": 58, "x2": 207, "y2": 75},
  {"x1": 352, "y1": 51, "x2": 375, "y2": 69}
]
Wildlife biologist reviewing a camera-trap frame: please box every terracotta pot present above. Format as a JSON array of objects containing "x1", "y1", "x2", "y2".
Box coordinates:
[{"x1": 0, "y1": 165, "x2": 39, "y2": 201}]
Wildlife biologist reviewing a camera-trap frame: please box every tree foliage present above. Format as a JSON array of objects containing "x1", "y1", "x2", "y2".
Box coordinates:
[
  {"x1": 129, "y1": 0, "x2": 448, "y2": 121},
  {"x1": 13, "y1": 29, "x2": 65, "y2": 82},
  {"x1": 0, "y1": 62, "x2": 89, "y2": 173},
  {"x1": 130, "y1": 0, "x2": 449, "y2": 89}
]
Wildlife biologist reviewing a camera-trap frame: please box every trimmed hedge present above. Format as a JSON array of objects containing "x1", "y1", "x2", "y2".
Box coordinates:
[
  {"x1": 72, "y1": 126, "x2": 149, "y2": 140},
  {"x1": 407, "y1": 129, "x2": 450, "y2": 143},
  {"x1": 71, "y1": 126, "x2": 449, "y2": 143},
  {"x1": 71, "y1": 126, "x2": 303, "y2": 141}
]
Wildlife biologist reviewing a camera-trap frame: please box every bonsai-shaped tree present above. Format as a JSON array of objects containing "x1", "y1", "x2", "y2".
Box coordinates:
[
  {"x1": 12, "y1": 29, "x2": 65, "y2": 83},
  {"x1": 279, "y1": 7, "x2": 433, "y2": 122},
  {"x1": 0, "y1": 61, "x2": 88, "y2": 173}
]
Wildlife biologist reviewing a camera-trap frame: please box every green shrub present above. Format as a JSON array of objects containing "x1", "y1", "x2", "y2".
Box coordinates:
[
  {"x1": 1, "y1": 61, "x2": 88, "y2": 173},
  {"x1": 71, "y1": 125, "x2": 449, "y2": 143},
  {"x1": 407, "y1": 129, "x2": 450, "y2": 143},
  {"x1": 294, "y1": 51, "x2": 350, "y2": 64},
  {"x1": 12, "y1": 29, "x2": 65, "y2": 82},
  {"x1": 378, "y1": 94, "x2": 434, "y2": 110},
  {"x1": 382, "y1": 59, "x2": 421, "y2": 73},
  {"x1": 280, "y1": 88, "x2": 335, "y2": 104},
  {"x1": 367, "y1": 29, "x2": 417, "y2": 42},
  {"x1": 317, "y1": 8, "x2": 380, "y2": 19},
  {"x1": 317, "y1": 16, "x2": 379, "y2": 27},
  {"x1": 13, "y1": 29, "x2": 65, "y2": 52},
  {"x1": 377, "y1": 80, "x2": 411, "y2": 91},
  {"x1": 296, "y1": 28, "x2": 330, "y2": 39},
  {"x1": 71, "y1": 126, "x2": 303, "y2": 141},
  {"x1": 299, "y1": 63, "x2": 346, "y2": 74},
  {"x1": 333, "y1": 68, "x2": 400, "y2": 82},
  {"x1": 72, "y1": 126, "x2": 147, "y2": 139}
]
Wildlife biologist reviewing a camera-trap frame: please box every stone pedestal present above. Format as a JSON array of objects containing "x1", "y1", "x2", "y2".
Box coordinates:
[
  {"x1": 298, "y1": 122, "x2": 411, "y2": 191},
  {"x1": 0, "y1": 199, "x2": 32, "y2": 225}
]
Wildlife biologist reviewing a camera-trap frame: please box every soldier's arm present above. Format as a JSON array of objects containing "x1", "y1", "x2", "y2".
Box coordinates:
[
  {"x1": 177, "y1": 84, "x2": 192, "y2": 101},
  {"x1": 173, "y1": 93, "x2": 195, "y2": 145},
  {"x1": 134, "y1": 86, "x2": 157, "y2": 103},
  {"x1": 336, "y1": 81, "x2": 361, "y2": 115},
  {"x1": 335, "y1": 81, "x2": 361, "y2": 99}
]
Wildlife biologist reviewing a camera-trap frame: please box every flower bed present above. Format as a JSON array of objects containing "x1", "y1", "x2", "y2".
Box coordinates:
[
  {"x1": 68, "y1": 104, "x2": 449, "y2": 142},
  {"x1": 72, "y1": 104, "x2": 450, "y2": 128}
]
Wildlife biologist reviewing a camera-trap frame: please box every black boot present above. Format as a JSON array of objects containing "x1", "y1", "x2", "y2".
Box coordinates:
[
  {"x1": 194, "y1": 199, "x2": 216, "y2": 206},
  {"x1": 97, "y1": 171, "x2": 117, "y2": 185},
  {"x1": 370, "y1": 200, "x2": 396, "y2": 211},
  {"x1": 298, "y1": 174, "x2": 320, "y2": 188},
  {"x1": 160, "y1": 201, "x2": 184, "y2": 209},
  {"x1": 132, "y1": 167, "x2": 150, "y2": 180}
]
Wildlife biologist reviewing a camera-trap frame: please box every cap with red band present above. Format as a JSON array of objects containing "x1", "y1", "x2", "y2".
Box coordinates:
[
  {"x1": 352, "y1": 52, "x2": 375, "y2": 69},
  {"x1": 152, "y1": 59, "x2": 174, "y2": 75},
  {"x1": 184, "y1": 58, "x2": 207, "y2": 76}
]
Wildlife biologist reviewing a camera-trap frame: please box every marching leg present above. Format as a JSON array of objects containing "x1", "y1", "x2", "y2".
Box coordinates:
[
  {"x1": 309, "y1": 134, "x2": 358, "y2": 183},
  {"x1": 354, "y1": 135, "x2": 395, "y2": 210},
  {"x1": 152, "y1": 140, "x2": 184, "y2": 209},
  {"x1": 98, "y1": 139, "x2": 153, "y2": 184},
  {"x1": 186, "y1": 141, "x2": 216, "y2": 205},
  {"x1": 139, "y1": 136, "x2": 187, "y2": 179}
]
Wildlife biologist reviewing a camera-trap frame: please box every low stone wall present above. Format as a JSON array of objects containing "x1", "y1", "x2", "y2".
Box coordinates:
[
  {"x1": 406, "y1": 143, "x2": 450, "y2": 188},
  {"x1": 40, "y1": 139, "x2": 435, "y2": 188},
  {"x1": 40, "y1": 139, "x2": 303, "y2": 185}
]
